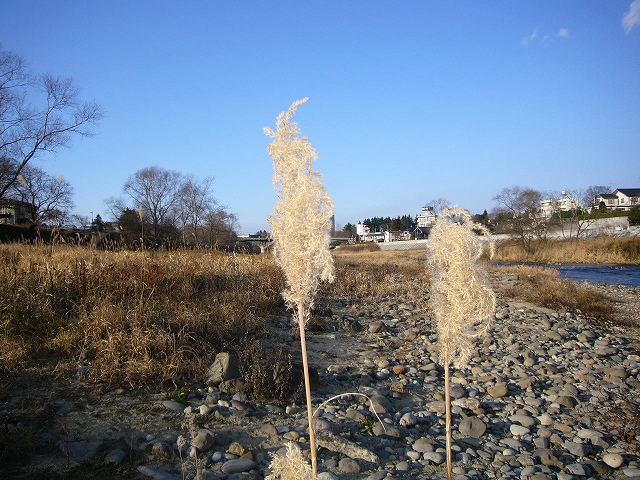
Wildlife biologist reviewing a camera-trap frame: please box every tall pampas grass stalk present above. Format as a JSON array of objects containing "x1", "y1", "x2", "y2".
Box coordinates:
[
  {"x1": 264, "y1": 98, "x2": 334, "y2": 479},
  {"x1": 425, "y1": 207, "x2": 496, "y2": 480}
]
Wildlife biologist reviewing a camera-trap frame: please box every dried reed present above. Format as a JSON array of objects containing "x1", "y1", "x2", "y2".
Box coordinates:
[
  {"x1": 265, "y1": 98, "x2": 334, "y2": 479},
  {"x1": 426, "y1": 207, "x2": 496, "y2": 480}
]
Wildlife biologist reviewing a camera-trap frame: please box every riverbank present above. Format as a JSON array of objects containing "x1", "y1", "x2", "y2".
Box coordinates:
[
  {"x1": 2, "y1": 258, "x2": 639, "y2": 480},
  {"x1": 351, "y1": 234, "x2": 640, "y2": 265},
  {"x1": 492, "y1": 236, "x2": 640, "y2": 265}
]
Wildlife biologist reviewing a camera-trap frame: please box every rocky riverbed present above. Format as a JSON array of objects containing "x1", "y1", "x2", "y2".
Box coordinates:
[{"x1": 2, "y1": 274, "x2": 639, "y2": 480}]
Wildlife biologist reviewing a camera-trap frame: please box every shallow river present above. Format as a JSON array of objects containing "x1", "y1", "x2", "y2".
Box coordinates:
[{"x1": 493, "y1": 262, "x2": 640, "y2": 288}]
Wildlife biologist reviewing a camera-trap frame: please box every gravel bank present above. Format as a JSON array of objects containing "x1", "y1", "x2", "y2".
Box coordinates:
[{"x1": 1, "y1": 276, "x2": 639, "y2": 480}]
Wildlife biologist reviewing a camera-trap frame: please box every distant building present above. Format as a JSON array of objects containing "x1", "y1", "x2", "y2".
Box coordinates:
[
  {"x1": 0, "y1": 199, "x2": 31, "y2": 225},
  {"x1": 594, "y1": 189, "x2": 640, "y2": 211},
  {"x1": 540, "y1": 192, "x2": 583, "y2": 217},
  {"x1": 416, "y1": 206, "x2": 436, "y2": 228},
  {"x1": 356, "y1": 222, "x2": 384, "y2": 242}
]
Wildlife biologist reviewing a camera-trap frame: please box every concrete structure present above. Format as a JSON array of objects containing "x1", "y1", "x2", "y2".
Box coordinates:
[
  {"x1": 356, "y1": 222, "x2": 384, "y2": 242},
  {"x1": 416, "y1": 206, "x2": 436, "y2": 229}
]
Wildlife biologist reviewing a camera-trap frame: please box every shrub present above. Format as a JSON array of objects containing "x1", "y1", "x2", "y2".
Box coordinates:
[{"x1": 629, "y1": 206, "x2": 640, "y2": 226}]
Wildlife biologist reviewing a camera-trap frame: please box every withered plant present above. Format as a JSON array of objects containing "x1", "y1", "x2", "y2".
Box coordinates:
[
  {"x1": 426, "y1": 206, "x2": 496, "y2": 480},
  {"x1": 264, "y1": 98, "x2": 334, "y2": 479}
]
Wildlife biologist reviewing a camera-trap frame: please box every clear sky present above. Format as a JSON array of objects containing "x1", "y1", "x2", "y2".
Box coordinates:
[{"x1": 2, "y1": 1, "x2": 639, "y2": 234}]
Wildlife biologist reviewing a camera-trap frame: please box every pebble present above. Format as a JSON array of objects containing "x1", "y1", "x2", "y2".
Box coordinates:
[
  {"x1": 458, "y1": 417, "x2": 486, "y2": 437},
  {"x1": 603, "y1": 453, "x2": 624, "y2": 468},
  {"x1": 220, "y1": 457, "x2": 257, "y2": 474},
  {"x1": 424, "y1": 451, "x2": 446, "y2": 464},
  {"x1": 339, "y1": 457, "x2": 361, "y2": 474},
  {"x1": 104, "y1": 448, "x2": 126, "y2": 464},
  {"x1": 137, "y1": 465, "x2": 181, "y2": 480}
]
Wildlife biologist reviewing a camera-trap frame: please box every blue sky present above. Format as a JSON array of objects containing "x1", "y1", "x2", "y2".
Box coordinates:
[{"x1": 2, "y1": 1, "x2": 639, "y2": 234}]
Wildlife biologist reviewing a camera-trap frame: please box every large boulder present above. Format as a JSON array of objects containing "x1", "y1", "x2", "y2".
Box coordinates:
[{"x1": 206, "y1": 352, "x2": 242, "y2": 386}]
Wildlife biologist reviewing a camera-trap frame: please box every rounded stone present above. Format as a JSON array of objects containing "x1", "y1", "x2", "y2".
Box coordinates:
[
  {"x1": 318, "y1": 473, "x2": 339, "y2": 480},
  {"x1": 450, "y1": 384, "x2": 466, "y2": 399},
  {"x1": 487, "y1": 383, "x2": 509, "y2": 398},
  {"x1": 565, "y1": 462, "x2": 591, "y2": 476},
  {"x1": 458, "y1": 417, "x2": 487, "y2": 437},
  {"x1": 603, "y1": 453, "x2": 624, "y2": 468},
  {"x1": 413, "y1": 438, "x2": 435, "y2": 453},
  {"x1": 510, "y1": 424, "x2": 530, "y2": 436},
  {"x1": 339, "y1": 457, "x2": 361, "y2": 474},
  {"x1": 423, "y1": 451, "x2": 446, "y2": 464},
  {"x1": 221, "y1": 458, "x2": 257, "y2": 474}
]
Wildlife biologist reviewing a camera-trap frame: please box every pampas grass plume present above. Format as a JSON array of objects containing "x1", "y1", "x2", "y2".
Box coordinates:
[
  {"x1": 265, "y1": 98, "x2": 334, "y2": 479},
  {"x1": 266, "y1": 442, "x2": 313, "y2": 480},
  {"x1": 426, "y1": 206, "x2": 496, "y2": 480},
  {"x1": 426, "y1": 206, "x2": 495, "y2": 368}
]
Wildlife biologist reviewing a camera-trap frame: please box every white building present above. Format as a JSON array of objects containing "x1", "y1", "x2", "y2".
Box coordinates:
[
  {"x1": 594, "y1": 189, "x2": 640, "y2": 211},
  {"x1": 356, "y1": 222, "x2": 384, "y2": 242},
  {"x1": 416, "y1": 206, "x2": 436, "y2": 228},
  {"x1": 540, "y1": 193, "x2": 583, "y2": 218}
]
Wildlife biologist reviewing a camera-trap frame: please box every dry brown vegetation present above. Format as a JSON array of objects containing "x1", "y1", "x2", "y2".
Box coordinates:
[
  {"x1": 0, "y1": 243, "x2": 432, "y2": 403},
  {"x1": 493, "y1": 236, "x2": 640, "y2": 264},
  {"x1": 0, "y1": 244, "x2": 285, "y2": 393},
  {"x1": 0, "y1": 240, "x2": 625, "y2": 404},
  {"x1": 493, "y1": 264, "x2": 614, "y2": 322}
]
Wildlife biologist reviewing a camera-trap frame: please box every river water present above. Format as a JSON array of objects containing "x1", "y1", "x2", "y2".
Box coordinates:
[{"x1": 493, "y1": 263, "x2": 640, "y2": 288}]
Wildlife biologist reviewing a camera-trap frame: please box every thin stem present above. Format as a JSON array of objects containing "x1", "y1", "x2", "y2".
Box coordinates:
[
  {"x1": 444, "y1": 360, "x2": 453, "y2": 480},
  {"x1": 298, "y1": 303, "x2": 317, "y2": 479}
]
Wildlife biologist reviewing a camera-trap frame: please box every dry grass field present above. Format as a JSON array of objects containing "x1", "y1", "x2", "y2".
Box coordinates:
[
  {"x1": 0, "y1": 239, "x2": 631, "y2": 400},
  {"x1": 492, "y1": 236, "x2": 640, "y2": 264}
]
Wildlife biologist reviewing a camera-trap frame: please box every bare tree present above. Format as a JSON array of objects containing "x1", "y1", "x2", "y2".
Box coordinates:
[
  {"x1": 425, "y1": 197, "x2": 451, "y2": 215},
  {"x1": 545, "y1": 188, "x2": 610, "y2": 239},
  {"x1": 8, "y1": 165, "x2": 74, "y2": 226},
  {"x1": 581, "y1": 185, "x2": 611, "y2": 212},
  {"x1": 177, "y1": 175, "x2": 216, "y2": 244},
  {"x1": 492, "y1": 186, "x2": 545, "y2": 253},
  {"x1": 203, "y1": 208, "x2": 238, "y2": 248},
  {"x1": 0, "y1": 46, "x2": 103, "y2": 199},
  {"x1": 122, "y1": 166, "x2": 183, "y2": 242}
]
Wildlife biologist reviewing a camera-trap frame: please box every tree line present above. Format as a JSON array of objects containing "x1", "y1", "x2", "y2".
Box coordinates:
[
  {"x1": 106, "y1": 166, "x2": 238, "y2": 248},
  {"x1": 341, "y1": 185, "x2": 639, "y2": 252},
  {"x1": 0, "y1": 45, "x2": 239, "y2": 249}
]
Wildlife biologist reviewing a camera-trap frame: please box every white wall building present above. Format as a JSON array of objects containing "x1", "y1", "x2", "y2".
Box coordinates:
[
  {"x1": 594, "y1": 189, "x2": 640, "y2": 211},
  {"x1": 540, "y1": 193, "x2": 583, "y2": 218}
]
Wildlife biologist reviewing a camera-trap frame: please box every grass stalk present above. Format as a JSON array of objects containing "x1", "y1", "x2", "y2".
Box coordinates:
[
  {"x1": 443, "y1": 357, "x2": 453, "y2": 480},
  {"x1": 298, "y1": 303, "x2": 317, "y2": 476}
]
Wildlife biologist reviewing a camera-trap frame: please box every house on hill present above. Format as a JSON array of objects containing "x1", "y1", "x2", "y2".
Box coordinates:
[{"x1": 594, "y1": 189, "x2": 640, "y2": 211}]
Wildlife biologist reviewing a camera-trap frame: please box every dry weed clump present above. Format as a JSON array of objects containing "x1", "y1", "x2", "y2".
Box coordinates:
[
  {"x1": 0, "y1": 243, "x2": 286, "y2": 392},
  {"x1": 495, "y1": 264, "x2": 613, "y2": 322},
  {"x1": 265, "y1": 98, "x2": 334, "y2": 478},
  {"x1": 240, "y1": 340, "x2": 299, "y2": 404},
  {"x1": 426, "y1": 207, "x2": 496, "y2": 480},
  {"x1": 330, "y1": 249, "x2": 429, "y2": 301},
  {"x1": 493, "y1": 236, "x2": 640, "y2": 264},
  {"x1": 265, "y1": 442, "x2": 313, "y2": 480}
]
